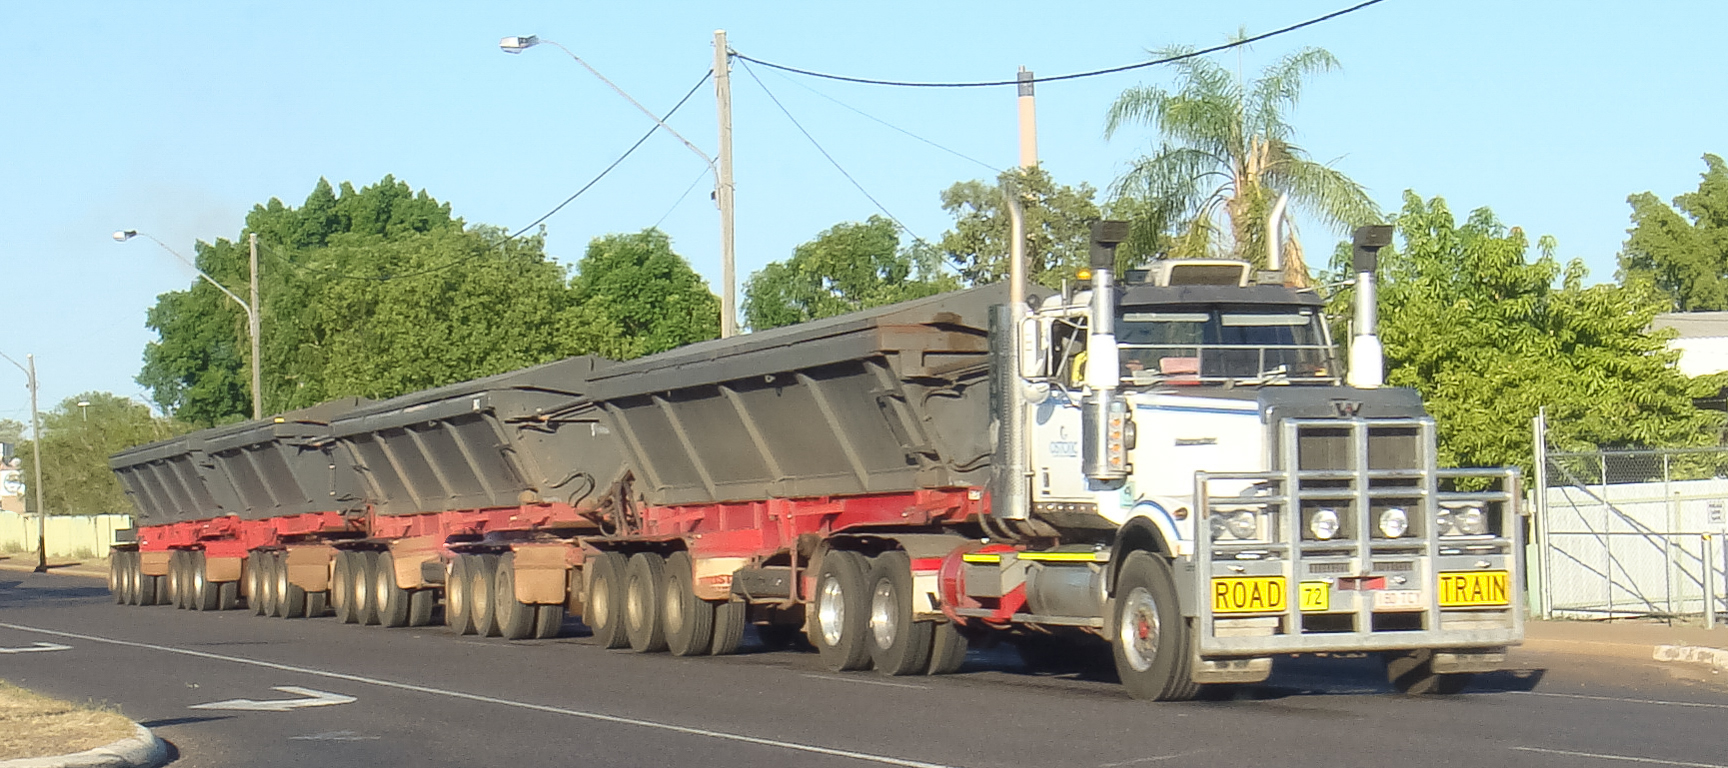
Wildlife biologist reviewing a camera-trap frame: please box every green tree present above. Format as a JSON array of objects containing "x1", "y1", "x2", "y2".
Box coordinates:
[
  {"x1": 0, "y1": 419, "x2": 23, "y2": 450},
  {"x1": 1330, "y1": 192, "x2": 1718, "y2": 472},
  {"x1": 1105, "y1": 46, "x2": 1378, "y2": 285},
  {"x1": 939, "y1": 167, "x2": 1104, "y2": 288},
  {"x1": 562, "y1": 229, "x2": 720, "y2": 359},
  {"x1": 17, "y1": 393, "x2": 188, "y2": 516},
  {"x1": 744, "y1": 216, "x2": 958, "y2": 330},
  {"x1": 1618, "y1": 153, "x2": 1728, "y2": 311}
]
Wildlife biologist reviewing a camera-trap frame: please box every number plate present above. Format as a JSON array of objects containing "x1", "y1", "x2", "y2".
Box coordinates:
[
  {"x1": 1211, "y1": 576, "x2": 1287, "y2": 614},
  {"x1": 1438, "y1": 570, "x2": 1511, "y2": 607},
  {"x1": 1372, "y1": 589, "x2": 1424, "y2": 611},
  {"x1": 1299, "y1": 581, "x2": 1330, "y2": 612}
]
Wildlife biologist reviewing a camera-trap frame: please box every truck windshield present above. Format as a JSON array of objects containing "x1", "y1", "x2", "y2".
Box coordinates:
[{"x1": 1115, "y1": 304, "x2": 1337, "y2": 386}]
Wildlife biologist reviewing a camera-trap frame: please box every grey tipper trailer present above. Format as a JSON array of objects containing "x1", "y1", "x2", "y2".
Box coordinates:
[
  {"x1": 193, "y1": 397, "x2": 371, "y2": 520},
  {"x1": 328, "y1": 356, "x2": 622, "y2": 517},
  {"x1": 583, "y1": 283, "x2": 1046, "y2": 507},
  {"x1": 109, "y1": 436, "x2": 227, "y2": 527}
]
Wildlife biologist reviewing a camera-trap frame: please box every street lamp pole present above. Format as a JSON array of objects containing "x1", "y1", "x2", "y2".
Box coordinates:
[
  {"x1": 115, "y1": 230, "x2": 262, "y2": 420},
  {"x1": 0, "y1": 351, "x2": 47, "y2": 573},
  {"x1": 500, "y1": 34, "x2": 737, "y2": 338}
]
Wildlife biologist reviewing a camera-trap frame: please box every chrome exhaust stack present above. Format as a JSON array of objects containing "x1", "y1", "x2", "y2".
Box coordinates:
[{"x1": 1347, "y1": 225, "x2": 1394, "y2": 389}]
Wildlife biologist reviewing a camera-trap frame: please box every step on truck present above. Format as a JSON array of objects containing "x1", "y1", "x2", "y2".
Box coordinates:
[{"x1": 106, "y1": 220, "x2": 1522, "y2": 701}]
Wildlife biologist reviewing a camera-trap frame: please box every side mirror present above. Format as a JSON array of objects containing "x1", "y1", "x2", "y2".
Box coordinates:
[{"x1": 1019, "y1": 318, "x2": 1047, "y2": 378}]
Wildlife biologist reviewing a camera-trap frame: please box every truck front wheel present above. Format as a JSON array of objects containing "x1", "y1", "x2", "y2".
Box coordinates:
[{"x1": 1111, "y1": 552, "x2": 1201, "y2": 701}]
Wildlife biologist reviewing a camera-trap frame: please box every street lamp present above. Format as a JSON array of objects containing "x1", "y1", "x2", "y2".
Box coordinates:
[
  {"x1": 501, "y1": 33, "x2": 738, "y2": 338},
  {"x1": 115, "y1": 230, "x2": 263, "y2": 420},
  {"x1": 77, "y1": 401, "x2": 89, "y2": 421},
  {"x1": 0, "y1": 351, "x2": 48, "y2": 573}
]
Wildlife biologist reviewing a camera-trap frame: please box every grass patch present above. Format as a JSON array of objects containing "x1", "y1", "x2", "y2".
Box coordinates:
[{"x1": 0, "y1": 680, "x2": 135, "y2": 760}]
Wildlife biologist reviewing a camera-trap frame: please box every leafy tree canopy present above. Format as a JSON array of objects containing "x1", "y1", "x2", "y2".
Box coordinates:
[
  {"x1": 1619, "y1": 153, "x2": 1728, "y2": 311},
  {"x1": 939, "y1": 167, "x2": 1104, "y2": 288},
  {"x1": 744, "y1": 215, "x2": 958, "y2": 331},
  {"x1": 1328, "y1": 192, "x2": 1718, "y2": 472},
  {"x1": 16, "y1": 393, "x2": 189, "y2": 515},
  {"x1": 563, "y1": 229, "x2": 720, "y2": 360}
]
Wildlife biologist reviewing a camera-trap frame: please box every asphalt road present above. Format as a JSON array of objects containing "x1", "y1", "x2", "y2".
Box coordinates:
[{"x1": 3, "y1": 570, "x2": 1726, "y2": 768}]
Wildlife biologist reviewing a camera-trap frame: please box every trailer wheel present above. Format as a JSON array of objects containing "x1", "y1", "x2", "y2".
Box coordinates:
[
  {"x1": 332, "y1": 552, "x2": 356, "y2": 623},
  {"x1": 276, "y1": 551, "x2": 308, "y2": 618},
  {"x1": 584, "y1": 551, "x2": 630, "y2": 649},
  {"x1": 494, "y1": 553, "x2": 537, "y2": 640},
  {"x1": 1385, "y1": 650, "x2": 1472, "y2": 695},
  {"x1": 352, "y1": 551, "x2": 382, "y2": 626},
  {"x1": 470, "y1": 553, "x2": 502, "y2": 637},
  {"x1": 445, "y1": 555, "x2": 476, "y2": 635},
  {"x1": 258, "y1": 553, "x2": 282, "y2": 617},
  {"x1": 710, "y1": 599, "x2": 746, "y2": 656},
  {"x1": 533, "y1": 603, "x2": 565, "y2": 639},
  {"x1": 167, "y1": 551, "x2": 185, "y2": 609},
  {"x1": 662, "y1": 552, "x2": 715, "y2": 657},
  {"x1": 109, "y1": 554, "x2": 123, "y2": 603},
  {"x1": 193, "y1": 551, "x2": 220, "y2": 612},
  {"x1": 151, "y1": 572, "x2": 170, "y2": 607},
  {"x1": 408, "y1": 588, "x2": 436, "y2": 627},
  {"x1": 120, "y1": 553, "x2": 139, "y2": 606},
  {"x1": 927, "y1": 621, "x2": 968, "y2": 675},
  {"x1": 624, "y1": 553, "x2": 669, "y2": 653},
  {"x1": 374, "y1": 552, "x2": 411, "y2": 628},
  {"x1": 217, "y1": 580, "x2": 239, "y2": 611},
  {"x1": 1111, "y1": 552, "x2": 1200, "y2": 701},
  {"x1": 306, "y1": 590, "x2": 329, "y2": 618},
  {"x1": 866, "y1": 551, "x2": 934, "y2": 676},
  {"x1": 248, "y1": 555, "x2": 266, "y2": 615},
  {"x1": 813, "y1": 550, "x2": 874, "y2": 672}
]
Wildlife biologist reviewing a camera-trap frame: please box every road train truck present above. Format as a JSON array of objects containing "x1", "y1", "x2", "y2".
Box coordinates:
[{"x1": 106, "y1": 221, "x2": 1523, "y2": 701}]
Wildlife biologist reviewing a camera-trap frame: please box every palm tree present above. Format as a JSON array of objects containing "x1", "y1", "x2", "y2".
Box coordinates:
[{"x1": 1105, "y1": 46, "x2": 1379, "y2": 286}]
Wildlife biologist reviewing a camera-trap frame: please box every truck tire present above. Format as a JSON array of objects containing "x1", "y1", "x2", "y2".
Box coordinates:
[
  {"x1": 120, "y1": 553, "x2": 138, "y2": 606},
  {"x1": 258, "y1": 553, "x2": 281, "y2": 617},
  {"x1": 151, "y1": 572, "x2": 170, "y2": 607},
  {"x1": 109, "y1": 554, "x2": 124, "y2": 603},
  {"x1": 533, "y1": 603, "x2": 565, "y2": 639},
  {"x1": 812, "y1": 550, "x2": 873, "y2": 672},
  {"x1": 408, "y1": 587, "x2": 436, "y2": 627},
  {"x1": 192, "y1": 552, "x2": 220, "y2": 612},
  {"x1": 710, "y1": 599, "x2": 747, "y2": 656},
  {"x1": 166, "y1": 551, "x2": 184, "y2": 608},
  {"x1": 276, "y1": 552, "x2": 308, "y2": 618},
  {"x1": 445, "y1": 556, "x2": 476, "y2": 635},
  {"x1": 352, "y1": 551, "x2": 382, "y2": 626},
  {"x1": 374, "y1": 552, "x2": 411, "y2": 628},
  {"x1": 306, "y1": 590, "x2": 328, "y2": 618},
  {"x1": 218, "y1": 580, "x2": 240, "y2": 611},
  {"x1": 494, "y1": 553, "x2": 536, "y2": 640},
  {"x1": 470, "y1": 553, "x2": 502, "y2": 637},
  {"x1": 332, "y1": 552, "x2": 357, "y2": 623},
  {"x1": 866, "y1": 551, "x2": 934, "y2": 676},
  {"x1": 662, "y1": 552, "x2": 715, "y2": 657},
  {"x1": 927, "y1": 621, "x2": 968, "y2": 675},
  {"x1": 583, "y1": 551, "x2": 630, "y2": 649},
  {"x1": 1111, "y1": 551, "x2": 1201, "y2": 701},
  {"x1": 624, "y1": 552, "x2": 669, "y2": 653},
  {"x1": 1386, "y1": 650, "x2": 1472, "y2": 695}
]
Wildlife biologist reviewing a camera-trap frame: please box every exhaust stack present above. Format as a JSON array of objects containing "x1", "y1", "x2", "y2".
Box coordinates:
[
  {"x1": 992, "y1": 187, "x2": 1032, "y2": 521},
  {"x1": 1083, "y1": 221, "x2": 1131, "y2": 483},
  {"x1": 1347, "y1": 225, "x2": 1394, "y2": 389}
]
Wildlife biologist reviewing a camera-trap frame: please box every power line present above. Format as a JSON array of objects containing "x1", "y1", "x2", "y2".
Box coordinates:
[
  {"x1": 259, "y1": 69, "x2": 714, "y2": 282},
  {"x1": 653, "y1": 167, "x2": 712, "y2": 229},
  {"x1": 737, "y1": 58, "x2": 926, "y2": 245},
  {"x1": 764, "y1": 68, "x2": 1000, "y2": 173},
  {"x1": 732, "y1": 0, "x2": 1388, "y2": 88}
]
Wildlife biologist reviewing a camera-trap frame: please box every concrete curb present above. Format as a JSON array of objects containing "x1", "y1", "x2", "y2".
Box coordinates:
[
  {"x1": 0, "y1": 724, "x2": 168, "y2": 768},
  {"x1": 1654, "y1": 644, "x2": 1728, "y2": 673}
]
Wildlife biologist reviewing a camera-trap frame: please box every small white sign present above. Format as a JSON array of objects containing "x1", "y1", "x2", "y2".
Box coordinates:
[
  {"x1": 1372, "y1": 590, "x2": 1424, "y2": 611},
  {"x1": 189, "y1": 686, "x2": 354, "y2": 712}
]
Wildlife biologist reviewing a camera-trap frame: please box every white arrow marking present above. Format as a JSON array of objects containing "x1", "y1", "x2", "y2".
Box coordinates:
[
  {"x1": 189, "y1": 686, "x2": 354, "y2": 712},
  {"x1": 0, "y1": 642, "x2": 71, "y2": 654}
]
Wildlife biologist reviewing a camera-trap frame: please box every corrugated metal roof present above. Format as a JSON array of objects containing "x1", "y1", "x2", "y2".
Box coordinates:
[{"x1": 1651, "y1": 312, "x2": 1728, "y2": 339}]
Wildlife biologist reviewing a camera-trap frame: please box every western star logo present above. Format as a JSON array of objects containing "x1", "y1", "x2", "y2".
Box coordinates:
[{"x1": 1331, "y1": 400, "x2": 1363, "y2": 418}]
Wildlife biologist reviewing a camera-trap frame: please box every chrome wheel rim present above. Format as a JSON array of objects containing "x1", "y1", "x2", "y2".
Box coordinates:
[
  {"x1": 870, "y1": 580, "x2": 897, "y2": 650},
  {"x1": 1118, "y1": 586, "x2": 1161, "y2": 673},
  {"x1": 818, "y1": 573, "x2": 846, "y2": 647}
]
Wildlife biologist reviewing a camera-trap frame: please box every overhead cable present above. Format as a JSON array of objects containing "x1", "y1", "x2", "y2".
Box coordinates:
[
  {"x1": 765, "y1": 69, "x2": 1000, "y2": 173},
  {"x1": 731, "y1": 0, "x2": 1388, "y2": 88}
]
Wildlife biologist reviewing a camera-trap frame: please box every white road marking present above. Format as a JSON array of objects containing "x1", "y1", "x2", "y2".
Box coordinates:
[
  {"x1": 1098, "y1": 751, "x2": 1203, "y2": 767},
  {"x1": 802, "y1": 674, "x2": 930, "y2": 690},
  {"x1": 291, "y1": 730, "x2": 380, "y2": 742},
  {"x1": 1511, "y1": 691, "x2": 1728, "y2": 710},
  {"x1": 0, "y1": 622, "x2": 956, "y2": 768},
  {"x1": 1512, "y1": 746, "x2": 1728, "y2": 768},
  {"x1": 0, "y1": 641, "x2": 71, "y2": 654},
  {"x1": 190, "y1": 686, "x2": 355, "y2": 712}
]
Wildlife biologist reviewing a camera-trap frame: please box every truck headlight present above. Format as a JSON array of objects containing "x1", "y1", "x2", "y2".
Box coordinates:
[
  {"x1": 1308, "y1": 508, "x2": 1341, "y2": 540},
  {"x1": 1209, "y1": 510, "x2": 1259, "y2": 540},
  {"x1": 1378, "y1": 507, "x2": 1409, "y2": 538},
  {"x1": 1436, "y1": 509, "x2": 1455, "y2": 536},
  {"x1": 1454, "y1": 505, "x2": 1487, "y2": 535}
]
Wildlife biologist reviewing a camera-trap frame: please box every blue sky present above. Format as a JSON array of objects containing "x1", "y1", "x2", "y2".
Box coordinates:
[{"x1": 2, "y1": 0, "x2": 1724, "y2": 425}]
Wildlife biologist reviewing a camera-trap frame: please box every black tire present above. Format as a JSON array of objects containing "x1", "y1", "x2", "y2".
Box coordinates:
[
  {"x1": 374, "y1": 552, "x2": 411, "y2": 628},
  {"x1": 662, "y1": 552, "x2": 716, "y2": 657},
  {"x1": 1111, "y1": 551, "x2": 1201, "y2": 701},
  {"x1": 217, "y1": 579, "x2": 239, "y2": 611},
  {"x1": 121, "y1": 553, "x2": 139, "y2": 606},
  {"x1": 494, "y1": 553, "x2": 536, "y2": 640},
  {"x1": 927, "y1": 621, "x2": 968, "y2": 675},
  {"x1": 408, "y1": 588, "x2": 436, "y2": 627},
  {"x1": 710, "y1": 599, "x2": 747, "y2": 656},
  {"x1": 1386, "y1": 650, "x2": 1472, "y2": 695},
  {"x1": 168, "y1": 551, "x2": 187, "y2": 609},
  {"x1": 331, "y1": 551, "x2": 354, "y2": 622},
  {"x1": 277, "y1": 552, "x2": 308, "y2": 619},
  {"x1": 533, "y1": 603, "x2": 565, "y2": 639},
  {"x1": 192, "y1": 551, "x2": 220, "y2": 611},
  {"x1": 584, "y1": 552, "x2": 630, "y2": 649},
  {"x1": 259, "y1": 553, "x2": 282, "y2": 618},
  {"x1": 109, "y1": 554, "x2": 124, "y2": 603},
  {"x1": 470, "y1": 553, "x2": 502, "y2": 638},
  {"x1": 306, "y1": 590, "x2": 329, "y2": 618},
  {"x1": 623, "y1": 552, "x2": 669, "y2": 653},
  {"x1": 248, "y1": 555, "x2": 266, "y2": 615},
  {"x1": 445, "y1": 556, "x2": 476, "y2": 635},
  {"x1": 352, "y1": 551, "x2": 381, "y2": 626},
  {"x1": 812, "y1": 550, "x2": 874, "y2": 672},
  {"x1": 866, "y1": 551, "x2": 934, "y2": 676}
]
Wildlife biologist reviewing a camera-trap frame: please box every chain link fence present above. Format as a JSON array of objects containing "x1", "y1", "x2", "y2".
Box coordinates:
[{"x1": 1533, "y1": 438, "x2": 1728, "y2": 624}]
